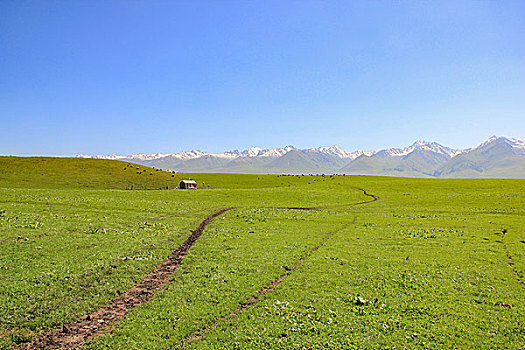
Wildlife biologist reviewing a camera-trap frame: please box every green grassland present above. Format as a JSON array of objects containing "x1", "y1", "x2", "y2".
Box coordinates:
[
  {"x1": 0, "y1": 158, "x2": 524, "y2": 349},
  {"x1": 0, "y1": 156, "x2": 184, "y2": 190}
]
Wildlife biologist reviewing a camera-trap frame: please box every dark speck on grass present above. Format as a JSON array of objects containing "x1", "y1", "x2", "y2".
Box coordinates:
[{"x1": 494, "y1": 302, "x2": 512, "y2": 308}]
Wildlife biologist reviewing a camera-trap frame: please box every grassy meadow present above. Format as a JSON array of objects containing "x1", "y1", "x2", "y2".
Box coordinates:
[
  {"x1": 0, "y1": 157, "x2": 523, "y2": 349},
  {"x1": 0, "y1": 156, "x2": 184, "y2": 190}
]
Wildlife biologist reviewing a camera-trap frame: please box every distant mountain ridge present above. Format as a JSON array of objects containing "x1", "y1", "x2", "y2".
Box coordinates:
[
  {"x1": 77, "y1": 136, "x2": 525, "y2": 178},
  {"x1": 78, "y1": 145, "x2": 374, "y2": 161}
]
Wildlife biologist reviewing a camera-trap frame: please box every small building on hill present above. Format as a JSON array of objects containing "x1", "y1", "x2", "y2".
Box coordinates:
[{"x1": 179, "y1": 180, "x2": 197, "y2": 189}]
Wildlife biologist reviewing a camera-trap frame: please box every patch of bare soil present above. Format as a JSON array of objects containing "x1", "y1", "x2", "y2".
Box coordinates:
[{"x1": 15, "y1": 208, "x2": 234, "y2": 350}]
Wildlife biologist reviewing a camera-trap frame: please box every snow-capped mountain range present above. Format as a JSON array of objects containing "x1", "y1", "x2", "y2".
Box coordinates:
[
  {"x1": 77, "y1": 136, "x2": 525, "y2": 177},
  {"x1": 78, "y1": 142, "x2": 433, "y2": 162},
  {"x1": 377, "y1": 140, "x2": 468, "y2": 158}
]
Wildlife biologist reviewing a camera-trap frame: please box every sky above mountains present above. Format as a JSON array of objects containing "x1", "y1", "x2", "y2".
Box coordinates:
[{"x1": 1, "y1": 1, "x2": 524, "y2": 156}]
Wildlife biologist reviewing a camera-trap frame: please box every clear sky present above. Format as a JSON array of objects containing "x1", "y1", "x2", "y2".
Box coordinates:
[{"x1": 1, "y1": 1, "x2": 524, "y2": 156}]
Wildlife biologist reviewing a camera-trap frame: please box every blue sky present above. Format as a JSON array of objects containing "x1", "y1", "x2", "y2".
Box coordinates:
[{"x1": 1, "y1": 1, "x2": 524, "y2": 156}]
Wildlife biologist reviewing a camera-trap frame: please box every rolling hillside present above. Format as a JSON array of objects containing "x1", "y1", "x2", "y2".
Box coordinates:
[{"x1": 0, "y1": 157, "x2": 184, "y2": 190}]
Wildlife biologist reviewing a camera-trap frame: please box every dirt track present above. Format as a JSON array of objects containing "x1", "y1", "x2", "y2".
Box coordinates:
[
  {"x1": 180, "y1": 224, "x2": 352, "y2": 347},
  {"x1": 15, "y1": 187, "x2": 379, "y2": 349},
  {"x1": 180, "y1": 188, "x2": 378, "y2": 347},
  {"x1": 282, "y1": 187, "x2": 379, "y2": 211},
  {"x1": 15, "y1": 208, "x2": 234, "y2": 350},
  {"x1": 352, "y1": 187, "x2": 379, "y2": 204},
  {"x1": 499, "y1": 230, "x2": 525, "y2": 287}
]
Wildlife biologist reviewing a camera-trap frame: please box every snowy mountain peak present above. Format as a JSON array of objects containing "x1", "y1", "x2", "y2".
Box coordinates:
[
  {"x1": 411, "y1": 140, "x2": 427, "y2": 146},
  {"x1": 259, "y1": 146, "x2": 296, "y2": 157},
  {"x1": 486, "y1": 135, "x2": 500, "y2": 143},
  {"x1": 476, "y1": 135, "x2": 500, "y2": 149},
  {"x1": 476, "y1": 136, "x2": 525, "y2": 151},
  {"x1": 306, "y1": 146, "x2": 376, "y2": 160},
  {"x1": 222, "y1": 146, "x2": 296, "y2": 158},
  {"x1": 348, "y1": 149, "x2": 376, "y2": 159},
  {"x1": 378, "y1": 140, "x2": 466, "y2": 158},
  {"x1": 246, "y1": 147, "x2": 263, "y2": 157},
  {"x1": 308, "y1": 145, "x2": 349, "y2": 158},
  {"x1": 173, "y1": 150, "x2": 209, "y2": 160}
]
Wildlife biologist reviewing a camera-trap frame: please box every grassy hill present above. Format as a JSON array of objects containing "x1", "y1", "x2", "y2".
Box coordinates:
[
  {"x1": 0, "y1": 156, "x2": 185, "y2": 190},
  {"x1": 0, "y1": 156, "x2": 353, "y2": 190}
]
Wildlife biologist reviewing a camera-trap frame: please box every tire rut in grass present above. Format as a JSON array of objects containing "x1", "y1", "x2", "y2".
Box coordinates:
[
  {"x1": 280, "y1": 187, "x2": 378, "y2": 211},
  {"x1": 0, "y1": 233, "x2": 57, "y2": 244},
  {"x1": 14, "y1": 207, "x2": 234, "y2": 350},
  {"x1": 351, "y1": 187, "x2": 379, "y2": 205},
  {"x1": 180, "y1": 189, "x2": 378, "y2": 347},
  {"x1": 179, "y1": 225, "x2": 347, "y2": 348},
  {"x1": 497, "y1": 229, "x2": 524, "y2": 287}
]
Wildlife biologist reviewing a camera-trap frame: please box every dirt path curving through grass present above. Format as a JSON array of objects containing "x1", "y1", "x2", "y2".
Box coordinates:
[
  {"x1": 350, "y1": 187, "x2": 379, "y2": 205},
  {"x1": 281, "y1": 187, "x2": 379, "y2": 211},
  {"x1": 15, "y1": 207, "x2": 234, "y2": 350}
]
